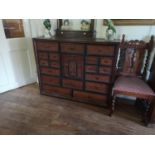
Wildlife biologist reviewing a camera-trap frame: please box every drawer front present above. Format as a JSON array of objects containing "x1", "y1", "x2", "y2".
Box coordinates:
[
  {"x1": 41, "y1": 75, "x2": 60, "y2": 86},
  {"x1": 63, "y1": 79, "x2": 83, "y2": 90},
  {"x1": 40, "y1": 67, "x2": 60, "y2": 76},
  {"x1": 86, "y1": 56, "x2": 98, "y2": 65},
  {"x1": 85, "y1": 65, "x2": 97, "y2": 73},
  {"x1": 73, "y1": 91, "x2": 108, "y2": 105},
  {"x1": 86, "y1": 74, "x2": 110, "y2": 83},
  {"x1": 87, "y1": 45, "x2": 114, "y2": 56},
  {"x1": 38, "y1": 52, "x2": 48, "y2": 59},
  {"x1": 42, "y1": 85, "x2": 71, "y2": 98},
  {"x1": 100, "y1": 57, "x2": 113, "y2": 66},
  {"x1": 49, "y1": 53, "x2": 60, "y2": 61},
  {"x1": 51, "y1": 61, "x2": 60, "y2": 68},
  {"x1": 85, "y1": 82, "x2": 109, "y2": 94},
  {"x1": 36, "y1": 41, "x2": 58, "y2": 51},
  {"x1": 39, "y1": 59, "x2": 49, "y2": 66},
  {"x1": 61, "y1": 43, "x2": 85, "y2": 54},
  {"x1": 99, "y1": 66, "x2": 112, "y2": 74}
]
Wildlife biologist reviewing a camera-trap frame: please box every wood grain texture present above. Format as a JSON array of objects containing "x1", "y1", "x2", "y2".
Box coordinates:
[
  {"x1": 33, "y1": 38, "x2": 119, "y2": 107},
  {"x1": 0, "y1": 84, "x2": 155, "y2": 135}
]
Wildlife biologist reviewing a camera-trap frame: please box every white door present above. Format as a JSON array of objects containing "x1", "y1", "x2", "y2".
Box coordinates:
[{"x1": 0, "y1": 19, "x2": 37, "y2": 93}]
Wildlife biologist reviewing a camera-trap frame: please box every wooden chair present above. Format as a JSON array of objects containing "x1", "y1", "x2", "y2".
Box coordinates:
[{"x1": 109, "y1": 35, "x2": 155, "y2": 125}]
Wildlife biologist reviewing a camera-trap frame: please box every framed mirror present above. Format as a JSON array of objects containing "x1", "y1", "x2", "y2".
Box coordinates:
[{"x1": 56, "y1": 19, "x2": 95, "y2": 39}]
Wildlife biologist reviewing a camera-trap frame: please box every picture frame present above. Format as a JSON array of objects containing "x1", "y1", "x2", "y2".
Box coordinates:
[{"x1": 103, "y1": 19, "x2": 155, "y2": 26}]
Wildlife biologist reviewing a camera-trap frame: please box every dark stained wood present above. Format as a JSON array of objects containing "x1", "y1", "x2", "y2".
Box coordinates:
[
  {"x1": 41, "y1": 75, "x2": 60, "y2": 86},
  {"x1": 85, "y1": 74, "x2": 110, "y2": 83},
  {"x1": 63, "y1": 79, "x2": 83, "y2": 90},
  {"x1": 38, "y1": 52, "x2": 48, "y2": 59},
  {"x1": 100, "y1": 57, "x2": 113, "y2": 66},
  {"x1": 33, "y1": 37, "x2": 120, "y2": 107},
  {"x1": 40, "y1": 67, "x2": 60, "y2": 76},
  {"x1": 87, "y1": 45, "x2": 114, "y2": 56},
  {"x1": 85, "y1": 82, "x2": 109, "y2": 94},
  {"x1": 110, "y1": 35, "x2": 155, "y2": 126},
  {"x1": 42, "y1": 85, "x2": 72, "y2": 98},
  {"x1": 73, "y1": 90, "x2": 108, "y2": 105},
  {"x1": 99, "y1": 66, "x2": 112, "y2": 74},
  {"x1": 86, "y1": 56, "x2": 98, "y2": 65},
  {"x1": 0, "y1": 84, "x2": 155, "y2": 135},
  {"x1": 85, "y1": 65, "x2": 97, "y2": 73},
  {"x1": 49, "y1": 53, "x2": 60, "y2": 61},
  {"x1": 61, "y1": 43, "x2": 85, "y2": 54},
  {"x1": 148, "y1": 56, "x2": 155, "y2": 123},
  {"x1": 56, "y1": 19, "x2": 95, "y2": 39},
  {"x1": 39, "y1": 59, "x2": 49, "y2": 66},
  {"x1": 36, "y1": 41, "x2": 58, "y2": 51},
  {"x1": 118, "y1": 36, "x2": 154, "y2": 78},
  {"x1": 62, "y1": 55, "x2": 84, "y2": 80},
  {"x1": 50, "y1": 61, "x2": 60, "y2": 68}
]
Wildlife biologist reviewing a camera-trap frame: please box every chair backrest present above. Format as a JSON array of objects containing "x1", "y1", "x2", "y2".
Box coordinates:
[{"x1": 117, "y1": 35, "x2": 154, "y2": 79}]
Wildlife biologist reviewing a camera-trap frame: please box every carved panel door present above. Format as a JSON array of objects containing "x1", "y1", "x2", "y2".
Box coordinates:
[{"x1": 62, "y1": 54, "x2": 84, "y2": 80}]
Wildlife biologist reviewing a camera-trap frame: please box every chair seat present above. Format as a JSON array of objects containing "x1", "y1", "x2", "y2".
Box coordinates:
[{"x1": 113, "y1": 76, "x2": 155, "y2": 97}]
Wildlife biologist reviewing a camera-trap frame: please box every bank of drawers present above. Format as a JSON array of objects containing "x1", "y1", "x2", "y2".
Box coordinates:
[{"x1": 34, "y1": 40, "x2": 117, "y2": 106}]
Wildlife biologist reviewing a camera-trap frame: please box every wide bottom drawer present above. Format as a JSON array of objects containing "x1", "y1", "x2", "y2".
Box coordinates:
[
  {"x1": 73, "y1": 90, "x2": 108, "y2": 106},
  {"x1": 42, "y1": 85, "x2": 72, "y2": 98}
]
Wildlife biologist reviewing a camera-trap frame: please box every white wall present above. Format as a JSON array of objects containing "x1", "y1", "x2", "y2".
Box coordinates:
[
  {"x1": 30, "y1": 19, "x2": 57, "y2": 38},
  {"x1": 0, "y1": 19, "x2": 36, "y2": 93},
  {"x1": 30, "y1": 19, "x2": 155, "y2": 70},
  {"x1": 30, "y1": 19, "x2": 155, "y2": 40}
]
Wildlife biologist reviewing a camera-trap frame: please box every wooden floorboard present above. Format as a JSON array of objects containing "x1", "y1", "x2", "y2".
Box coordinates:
[{"x1": 0, "y1": 83, "x2": 155, "y2": 135}]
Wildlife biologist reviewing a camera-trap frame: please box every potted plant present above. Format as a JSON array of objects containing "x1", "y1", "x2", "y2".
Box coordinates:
[
  {"x1": 104, "y1": 19, "x2": 116, "y2": 40},
  {"x1": 43, "y1": 19, "x2": 52, "y2": 38}
]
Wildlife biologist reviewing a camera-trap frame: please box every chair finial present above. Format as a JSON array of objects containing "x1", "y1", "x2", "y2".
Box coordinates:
[{"x1": 122, "y1": 34, "x2": 125, "y2": 43}]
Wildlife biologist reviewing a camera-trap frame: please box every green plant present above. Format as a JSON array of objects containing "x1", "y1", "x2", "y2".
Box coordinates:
[
  {"x1": 43, "y1": 19, "x2": 51, "y2": 31},
  {"x1": 43, "y1": 19, "x2": 52, "y2": 37},
  {"x1": 104, "y1": 19, "x2": 116, "y2": 33}
]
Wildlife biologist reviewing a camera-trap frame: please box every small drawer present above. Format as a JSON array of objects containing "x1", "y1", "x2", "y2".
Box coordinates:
[
  {"x1": 99, "y1": 67, "x2": 112, "y2": 74},
  {"x1": 61, "y1": 43, "x2": 84, "y2": 54},
  {"x1": 51, "y1": 61, "x2": 60, "y2": 68},
  {"x1": 86, "y1": 56, "x2": 98, "y2": 65},
  {"x1": 42, "y1": 85, "x2": 71, "y2": 98},
  {"x1": 85, "y1": 82, "x2": 109, "y2": 94},
  {"x1": 86, "y1": 74, "x2": 110, "y2": 83},
  {"x1": 63, "y1": 79, "x2": 83, "y2": 90},
  {"x1": 38, "y1": 52, "x2": 48, "y2": 59},
  {"x1": 73, "y1": 91, "x2": 108, "y2": 105},
  {"x1": 40, "y1": 67, "x2": 60, "y2": 76},
  {"x1": 87, "y1": 45, "x2": 114, "y2": 56},
  {"x1": 41, "y1": 75, "x2": 60, "y2": 86},
  {"x1": 49, "y1": 53, "x2": 60, "y2": 61},
  {"x1": 39, "y1": 59, "x2": 48, "y2": 66},
  {"x1": 85, "y1": 65, "x2": 97, "y2": 73},
  {"x1": 100, "y1": 57, "x2": 113, "y2": 66},
  {"x1": 36, "y1": 41, "x2": 58, "y2": 51}
]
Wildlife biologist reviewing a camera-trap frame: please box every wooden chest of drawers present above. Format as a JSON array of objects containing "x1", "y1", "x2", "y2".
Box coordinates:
[{"x1": 33, "y1": 37, "x2": 119, "y2": 106}]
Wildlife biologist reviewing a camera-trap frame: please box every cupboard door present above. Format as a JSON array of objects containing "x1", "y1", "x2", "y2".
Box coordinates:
[{"x1": 62, "y1": 54, "x2": 84, "y2": 79}]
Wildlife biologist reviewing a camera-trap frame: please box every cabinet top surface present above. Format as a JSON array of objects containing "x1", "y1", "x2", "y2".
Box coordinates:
[{"x1": 33, "y1": 37, "x2": 120, "y2": 45}]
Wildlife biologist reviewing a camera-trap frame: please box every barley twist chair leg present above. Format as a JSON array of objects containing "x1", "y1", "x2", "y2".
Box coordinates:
[
  {"x1": 144, "y1": 100, "x2": 151, "y2": 126},
  {"x1": 109, "y1": 95, "x2": 116, "y2": 117}
]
